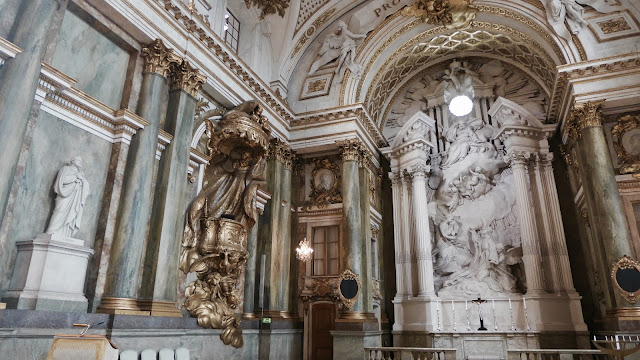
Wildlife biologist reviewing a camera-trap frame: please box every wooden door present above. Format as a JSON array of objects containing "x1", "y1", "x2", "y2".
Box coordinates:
[{"x1": 311, "y1": 303, "x2": 335, "y2": 360}]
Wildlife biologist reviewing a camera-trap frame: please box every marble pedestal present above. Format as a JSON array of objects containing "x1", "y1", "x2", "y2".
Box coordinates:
[
  {"x1": 3, "y1": 233, "x2": 94, "y2": 312},
  {"x1": 331, "y1": 317, "x2": 381, "y2": 360}
]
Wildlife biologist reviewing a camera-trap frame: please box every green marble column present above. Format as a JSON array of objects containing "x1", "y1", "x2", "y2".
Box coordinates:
[
  {"x1": 243, "y1": 218, "x2": 260, "y2": 316},
  {"x1": 278, "y1": 161, "x2": 294, "y2": 314},
  {"x1": 100, "y1": 40, "x2": 179, "y2": 305},
  {"x1": 0, "y1": 0, "x2": 68, "y2": 229},
  {"x1": 146, "y1": 60, "x2": 205, "y2": 306},
  {"x1": 568, "y1": 101, "x2": 634, "y2": 308},
  {"x1": 338, "y1": 139, "x2": 364, "y2": 312},
  {"x1": 359, "y1": 158, "x2": 373, "y2": 313}
]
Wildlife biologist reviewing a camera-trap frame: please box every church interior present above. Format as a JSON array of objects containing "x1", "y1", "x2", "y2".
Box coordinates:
[{"x1": 0, "y1": 0, "x2": 639, "y2": 359}]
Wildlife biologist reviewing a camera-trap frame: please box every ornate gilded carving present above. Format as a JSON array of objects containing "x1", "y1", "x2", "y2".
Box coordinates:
[
  {"x1": 598, "y1": 17, "x2": 631, "y2": 34},
  {"x1": 170, "y1": 60, "x2": 207, "y2": 97},
  {"x1": 307, "y1": 158, "x2": 342, "y2": 207},
  {"x1": 244, "y1": 0, "x2": 290, "y2": 19},
  {"x1": 337, "y1": 138, "x2": 364, "y2": 161},
  {"x1": 268, "y1": 138, "x2": 295, "y2": 169},
  {"x1": 402, "y1": 0, "x2": 477, "y2": 30},
  {"x1": 566, "y1": 101, "x2": 605, "y2": 135},
  {"x1": 141, "y1": 39, "x2": 181, "y2": 78},
  {"x1": 611, "y1": 255, "x2": 640, "y2": 304},
  {"x1": 337, "y1": 269, "x2": 361, "y2": 310},
  {"x1": 611, "y1": 115, "x2": 640, "y2": 175},
  {"x1": 181, "y1": 101, "x2": 271, "y2": 348}
]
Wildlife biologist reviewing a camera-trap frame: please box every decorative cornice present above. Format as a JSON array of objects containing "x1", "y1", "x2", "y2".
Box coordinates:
[
  {"x1": 337, "y1": 138, "x2": 364, "y2": 162},
  {"x1": 557, "y1": 52, "x2": 640, "y2": 81},
  {"x1": 0, "y1": 37, "x2": 22, "y2": 67},
  {"x1": 141, "y1": 39, "x2": 181, "y2": 78},
  {"x1": 170, "y1": 60, "x2": 206, "y2": 97}
]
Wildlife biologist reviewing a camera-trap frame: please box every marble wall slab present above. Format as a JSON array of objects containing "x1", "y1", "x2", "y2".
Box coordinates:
[
  {"x1": 10, "y1": 111, "x2": 111, "y2": 248},
  {"x1": 52, "y1": 10, "x2": 130, "y2": 109}
]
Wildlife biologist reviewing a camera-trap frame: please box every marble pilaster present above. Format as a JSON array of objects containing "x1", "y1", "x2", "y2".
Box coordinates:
[
  {"x1": 338, "y1": 139, "x2": 365, "y2": 312},
  {"x1": 146, "y1": 60, "x2": 205, "y2": 306},
  {"x1": 359, "y1": 156, "x2": 373, "y2": 313},
  {"x1": 258, "y1": 155, "x2": 281, "y2": 313},
  {"x1": 0, "y1": 0, "x2": 68, "y2": 233},
  {"x1": 389, "y1": 173, "x2": 407, "y2": 298},
  {"x1": 278, "y1": 158, "x2": 293, "y2": 314},
  {"x1": 100, "y1": 40, "x2": 179, "y2": 306},
  {"x1": 508, "y1": 153, "x2": 545, "y2": 292},
  {"x1": 243, "y1": 213, "x2": 261, "y2": 316},
  {"x1": 407, "y1": 164, "x2": 435, "y2": 297}
]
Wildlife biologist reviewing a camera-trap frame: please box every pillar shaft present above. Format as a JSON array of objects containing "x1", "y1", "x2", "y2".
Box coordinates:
[
  {"x1": 243, "y1": 217, "x2": 260, "y2": 315},
  {"x1": 509, "y1": 153, "x2": 545, "y2": 292},
  {"x1": 359, "y1": 162, "x2": 373, "y2": 312},
  {"x1": 409, "y1": 166, "x2": 435, "y2": 296},
  {"x1": 389, "y1": 173, "x2": 406, "y2": 298},
  {"x1": 278, "y1": 165, "x2": 293, "y2": 313},
  {"x1": 338, "y1": 139, "x2": 364, "y2": 312},
  {"x1": 400, "y1": 174, "x2": 413, "y2": 296},
  {"x1": 102, "y1": 40, "x2": 178, "y2": 299},
  {"x1": 256, "y1": 157, "x2": 280, "y2": 311},
  {"x1": 0, "y1": 0, "x2": 67, "y2": 228},
  {"x1": 148, "y1": 86, "x2": 199, "y2": 301}
]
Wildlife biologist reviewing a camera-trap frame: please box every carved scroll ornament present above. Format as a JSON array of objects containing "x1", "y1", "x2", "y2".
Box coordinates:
[
  {"x1": 181, "y1": 101, "x2": 271, "y2": 348},
  {"x1": 611, "y1": 115, "x2": 640, "y2": 175},
  {"x1": 402, "y1": 0, "x2": 477, "y2": 30}
]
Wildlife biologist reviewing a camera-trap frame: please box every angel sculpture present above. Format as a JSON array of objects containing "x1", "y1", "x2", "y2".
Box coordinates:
[{"x1": 308, "y1": 20, "x2": 366, "y2": 77}]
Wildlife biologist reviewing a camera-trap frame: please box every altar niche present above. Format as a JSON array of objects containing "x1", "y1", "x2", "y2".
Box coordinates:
[{"x1": 383, "y1": 97, "x2": 587, "y2": 354}]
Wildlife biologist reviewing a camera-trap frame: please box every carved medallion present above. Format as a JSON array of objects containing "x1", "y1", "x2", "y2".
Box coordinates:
[
  {"x1": 308, "y1": 158, "x2": 342, "y2": 207},
  {"x1": 611, "y1": 115, "x2": 640, "y2": 175}
]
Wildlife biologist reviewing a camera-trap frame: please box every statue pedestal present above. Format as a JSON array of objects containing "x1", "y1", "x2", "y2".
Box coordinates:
[{"x1": 3, "y1": 234, "x2": 94, "y2": 312}]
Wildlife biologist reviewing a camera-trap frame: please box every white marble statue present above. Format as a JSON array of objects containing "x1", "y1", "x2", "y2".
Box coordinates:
[
  {"x1": 308, "y1": 20, "x2": 366, "y2": 79},
  {"x1": 543, "y1": 0, "x2": 618, "y2": 40},
  {"x1": 46, "y1": 156, "x2": 90, "y2": 238},
  {"x1": 429, "y1": 118, "x2": 524, "y2": 297},
  {"x1": 442, "y1": 60, "x2": 477, "y2": 102}
]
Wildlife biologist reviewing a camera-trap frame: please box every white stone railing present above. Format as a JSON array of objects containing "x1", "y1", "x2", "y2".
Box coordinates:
[
  {"x1": 120, "y1": 348, "x2": 190, "y2": 360},
  {"x1": 507, "y1": 349, "x2": 609, "y2": 360},
  {"x1": 365, "y1": 347, "x2": 456, "y2": 360}
]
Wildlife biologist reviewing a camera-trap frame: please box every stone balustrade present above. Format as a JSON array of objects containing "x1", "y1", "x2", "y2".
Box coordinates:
[
  {"x1": 365, "y1": 347, "x2": 456, "y2": 360},
  {"x1": 507, "y1": 349, "x2": 607, "y2": 360},
  {"x1": 119, "y1": 347, "x2": 190, "y2": 360}
]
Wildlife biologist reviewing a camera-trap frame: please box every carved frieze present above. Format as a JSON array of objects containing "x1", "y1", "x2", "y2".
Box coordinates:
[{"x1": 611, "y1": 115, "x2": 640, "y2": 175}]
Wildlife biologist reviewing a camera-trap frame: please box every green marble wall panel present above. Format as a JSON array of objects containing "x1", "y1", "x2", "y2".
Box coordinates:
[
  {"x1": 0, "y1": 0, "x2": 20, "y2": 39},
  {"x1": 10, "y1": 111, "x2": 111, "y2": 248},
  {"x1": 52, "y1": 10, "x2": 129, "y2": 109}
]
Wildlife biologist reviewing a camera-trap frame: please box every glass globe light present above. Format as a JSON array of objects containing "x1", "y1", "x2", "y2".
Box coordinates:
[{"x1": 449, "y1": 95, "x2": 473, "y2": 117}]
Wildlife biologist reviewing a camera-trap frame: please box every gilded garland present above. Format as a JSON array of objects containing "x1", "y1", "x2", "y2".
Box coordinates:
[
  {"x1": 181, "y1": 101, "x2": 270, "y2": 348},
  {"x1": 611, "y1": 115, "x2": 640, "y2": 175}
]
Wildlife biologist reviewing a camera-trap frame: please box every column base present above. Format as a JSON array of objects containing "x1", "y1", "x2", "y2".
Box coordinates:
[
  {"x1": 2, "y1": 234, "x2": 93, "y2": 313},
  {"x1": 332, "y1": 316, "x2": 381, "y2": 360},
  {"x1": 597, "y1": 307, "x2": 640, "y2": 331},
  {"x1": 96, "y1": 297, "x2": 183, "y2": 317}
]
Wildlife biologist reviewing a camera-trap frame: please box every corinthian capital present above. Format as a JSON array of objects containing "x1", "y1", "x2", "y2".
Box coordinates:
[
  {"x1": 408, "y1": 163, "x2": 430, "y2": 178},
  {"x1": 567, "y1": 100, "x2": 605, "y2": 134},
  {"x1": 337, "y1": 138, "x2": 364, "y2": 162},
  {"x1": 504, "y1": 150, "x2": 532, "y2": 168},
  {"x1": 268, "y1": 138, "x2": 294, "y2": 168},
  {"x1": 171, "y1": 60, "x2": 207, "y2": 97},
  {"x1": 141, "y1": 39, "x2": 181, "y2": 78}
]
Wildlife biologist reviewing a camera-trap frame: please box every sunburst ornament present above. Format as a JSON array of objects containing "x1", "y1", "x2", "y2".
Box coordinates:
[{"x1": 296, "y1": 238, "x2": 314, "y2": 261}]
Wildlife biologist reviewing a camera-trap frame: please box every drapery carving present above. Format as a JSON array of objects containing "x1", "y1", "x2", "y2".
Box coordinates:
[{"x1": 181, "y1": 101, "x2": 270, "y2": 348}]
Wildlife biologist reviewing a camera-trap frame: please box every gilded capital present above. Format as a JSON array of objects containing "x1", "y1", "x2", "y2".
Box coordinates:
[
  {"x1": 141, "y1": 39, "x2": 181, "y2": 78},
  {"x1": 170, "y1": 60, "x2": 207, "y2": 97},
  {"x1": 337, "y1": 138, "x2": 364, "y2": 162},
  {"x1": 567, "y1": 100, "x2": 605, "y2": 134},
  {"x1": 268, "y1": 138, "x2": 295, "y2": 169}
]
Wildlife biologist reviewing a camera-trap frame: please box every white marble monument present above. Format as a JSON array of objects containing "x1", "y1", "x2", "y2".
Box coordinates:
[{"x1": 3, "y1": 157, "x2": 94, "y2": 312}]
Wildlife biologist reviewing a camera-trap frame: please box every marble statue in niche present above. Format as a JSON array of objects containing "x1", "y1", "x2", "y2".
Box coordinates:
[
  {"x1": 442, "y1": 60, "x2": 477, "y2": 102},
  {"x1": 46, "y1": 156, "x2": 90, "y2": 238},
  {"x1": 428, "y1": 117, "x2": 524, "y2": 297},
  {"x1": 542, "y1": 0, "x2": 618, "y2": 40},
  {"x1": 181, "y1": 101, "x2": 270, "y2": 348},
  {"x1": 308, "y1": 20, "x2": 366, "y2": 80}
]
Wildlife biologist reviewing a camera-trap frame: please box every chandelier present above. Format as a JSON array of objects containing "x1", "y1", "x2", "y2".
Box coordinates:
[{"x1": 296, "y1": 238, "x2": 314, "y2": 261}]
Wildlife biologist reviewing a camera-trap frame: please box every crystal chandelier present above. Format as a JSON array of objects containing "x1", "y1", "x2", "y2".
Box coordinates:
[{"x1": 296, "y1": 238, "x2": 314, "y2": 261}]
